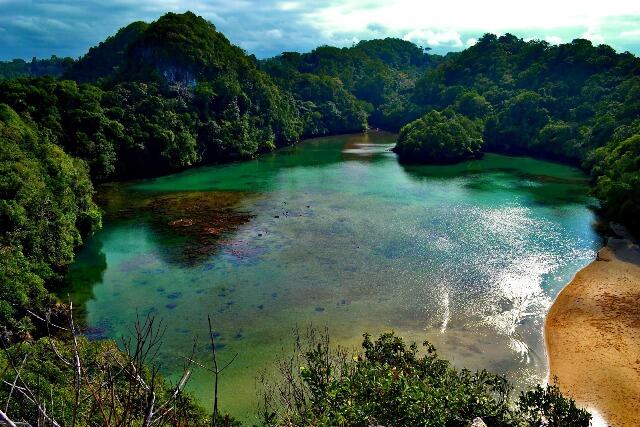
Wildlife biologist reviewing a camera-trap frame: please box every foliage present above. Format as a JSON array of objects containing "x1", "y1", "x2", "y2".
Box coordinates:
[
  {"x1": 484, "y1": 90, "x2": 550, "y2": 154},
  {"x1": 64, "y1": 21, "x2": 149, "y2": 83},
  {"x1": 454, "y1": 91, "x2": 492, "y2": 119},
  {"x1": 588, "y1": 130, "x2": 640, "y2": 233},
  {"x1": 285, "y1": 73, "x2": 369, "y2": 136},
  {"x1": 123, "y1": 12, "x2": 250, "y2": 84},
  {"x1": 0, "y1": 13, "x2": 312, "y2": 181},
  {"x1": 260, "y1": 38, "x2": 439, "y2": 130},
  {"x1": 0, "y1": 56, "x2": 73, "y2": 80},
  {"x1": 0, "y1": 78, "x2": 122, "y2": 181},
  {"x1": 0, "y1": 104, "x2": 100, "y2": 341},
  {"x1": 518, "y1": 382, "x2": 592, "y2": 426},
  {"x1": 395, "y1": 110, "x2": 484, "y2": 163},
  {"x1": 0, "y1": 12, "x2": 638, "y2": 425},
  {"x1": 0, "y1": 320, "x2": 216, "y2": 426},
  {"x1": 0, "y1": 11, "x2": 301, "y2": 350},
  {"x1": 261, "y1": 331, "x2": 591, "y2": 426},
  {"x1": 261, "y1": 30, "x2": 640, "y2": 234},
  {"x1": 100, "y1": 81, "x2": 200, "y2": 175}
]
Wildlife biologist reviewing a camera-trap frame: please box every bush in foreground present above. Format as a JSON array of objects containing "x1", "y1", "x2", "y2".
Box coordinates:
[
  {"x1": 261, "y1": 331, "x2": 591, "y2": 426},
  {"x1": 0, "y1": 319, "x2": 212, "y2": 427}
]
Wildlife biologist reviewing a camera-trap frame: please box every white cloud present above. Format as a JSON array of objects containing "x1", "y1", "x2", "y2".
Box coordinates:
[
  {"x1": 581, "y1": 30, "x2": 605, "y2": 45},
  {"x1": 306, "y1": 0, "x2": 640, "y2": 35},
  {"x1": 465, "y1": 38, "x2": 478, "y2": 47},
  {"x1": 403, "y1": 29, "x2": 463, "y2": 48},
  {"x1": 544, "y1": 35, "x2": 563, "y2": 45},
  {"x1": 1, "y1": 0, "x2": 639, "y2": 59},
  {"x1": 277, "y1": 2, "x2": 299, "y2": 11},
  {"x1": 265, "y1": 29, "x2": 283, "y2": 39},
  {"x1": 621, "y1": 29, "x2": 640, "y2": 38}
]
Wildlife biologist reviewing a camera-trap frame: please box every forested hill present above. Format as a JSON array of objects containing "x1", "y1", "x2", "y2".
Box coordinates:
[
  {"x1": 62, "y1": 21, "x2": 149, "y2": 83},
  {"x1": 260, "y1": 38, "x2": 441, "y2": 129},
  {"x1": 0, "y1": 11, "x2": 372, "y2": 343},
  {"x1": 0, "y1": 56, "x2": 73, "y2": 79},
  {"x1": 261, "y1": 33, "x2": 640, "y2": 233}
]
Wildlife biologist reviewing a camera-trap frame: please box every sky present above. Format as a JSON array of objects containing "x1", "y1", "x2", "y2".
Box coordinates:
[{"x1": 0, "y1": 0, "x2": 639, "y2": 60}]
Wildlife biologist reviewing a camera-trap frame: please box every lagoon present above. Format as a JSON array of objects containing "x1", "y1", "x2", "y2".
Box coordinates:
[{"x1": 64, "y1": 131, "x2": 600, "y2": 421}]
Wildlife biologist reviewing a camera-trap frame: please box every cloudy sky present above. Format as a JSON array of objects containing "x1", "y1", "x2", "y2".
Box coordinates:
[{"x1": 0, "y1": 0, "x2": 639, "y2": 60}]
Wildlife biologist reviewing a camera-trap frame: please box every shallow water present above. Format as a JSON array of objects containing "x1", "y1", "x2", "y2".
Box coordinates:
[{"x1": 64, "y1": 132, "x2": 600, "y2": 422}]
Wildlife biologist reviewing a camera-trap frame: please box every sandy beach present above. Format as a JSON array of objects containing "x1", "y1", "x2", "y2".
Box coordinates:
[{"x1": 545, "y1": 232, "x2": 640, "y2": 426}]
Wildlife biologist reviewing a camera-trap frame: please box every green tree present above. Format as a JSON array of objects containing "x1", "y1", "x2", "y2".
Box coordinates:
[
  {"x1": 394, "y1": 110, "x2": 484, "y2": 163},
  {"x1": 262, "y1": 332, "x2": 591, "y2": 426},
  {"x1": 0, "y1": 104, "x2": 100, "y2": 340},
  {"x1": 590, "y1": 133, "x2": 640, "y2": 233}
]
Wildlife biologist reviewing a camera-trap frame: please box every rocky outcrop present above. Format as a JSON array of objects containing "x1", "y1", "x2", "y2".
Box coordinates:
[{"x1": 469, "y1": 417, "x2": 487, "y2": 427}]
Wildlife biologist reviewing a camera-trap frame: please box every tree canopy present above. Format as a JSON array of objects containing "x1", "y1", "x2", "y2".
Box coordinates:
[
  {"x1": 395, "y1": 110, "x2": 484, "y2": 163},
  {"x1": 263, "y1": 332, "x2": 591, "y2": 426},
  {"x1": 0, "y1": 104, "x2": 100, "y2": 340}
]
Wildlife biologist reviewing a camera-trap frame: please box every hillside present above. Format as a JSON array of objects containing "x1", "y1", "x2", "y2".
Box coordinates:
[
  {"x1": 260, "y1": 38, "x2": 440, "y2": 129},
  {"x1": 0, "y1": 56, "x2": 73, "y2": 79},
  {"x1": 64, "y1": 21, "x2": 149, "y2": 82}
]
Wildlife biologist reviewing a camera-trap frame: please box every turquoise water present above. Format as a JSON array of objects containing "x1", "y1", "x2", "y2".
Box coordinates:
[{"x1": 65, "y1": 132, "x2": 600, "y2": 422}]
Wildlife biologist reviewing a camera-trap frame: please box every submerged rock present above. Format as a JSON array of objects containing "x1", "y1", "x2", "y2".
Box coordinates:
[
  {"x1": 146, "y1": 191, "x2": 254, "y2": 265},
  {"x1": 169, "y1": 218, "x2": 194, "y2": 227}
]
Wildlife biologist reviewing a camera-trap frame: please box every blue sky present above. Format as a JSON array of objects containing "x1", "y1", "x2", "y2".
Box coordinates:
[{"x1": 0, "y1": 0, "x2": 639, "y2": 60}]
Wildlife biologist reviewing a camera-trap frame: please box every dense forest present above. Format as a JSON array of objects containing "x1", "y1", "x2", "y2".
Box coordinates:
[
  {"x1": 259, "y1": 37, "x2": 438, "y2": 130},
  {"x1": 0, "y1": 56, "x2": 74, "y2": 80},
  {"x1": 1, "y1": 10, "x2": 638, "y2": 425}
]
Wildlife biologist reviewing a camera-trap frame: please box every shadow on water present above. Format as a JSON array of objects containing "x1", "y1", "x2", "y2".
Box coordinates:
[
  {"x1": 71, "y1": 131, "x2": 398, "y2": 272},
  {"x1": 399, "y1": 153, "x2": 595, "y2": 207},
  {"x1": 62, "y1": 188, "x2": 259, "y2": 333},
  {"x1": 130, "y1": 132, "x2": 398, "y2": 194},
  {"x1": 60, "y1": 237, "x2": 107, "y2": 329},
  {"x1": 102, "y1": 188, "x2": 257, "y2": 267},
  {"x1": 61, "y1": 131, "x2": 399, "y2": 318}
]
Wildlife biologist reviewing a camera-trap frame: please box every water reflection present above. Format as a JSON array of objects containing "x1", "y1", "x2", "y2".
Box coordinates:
[
  {"x1": 400, "y1": 155, "x2": 595, "y2": 206},
  {"x1": 62, "y1": 238, "x2": 107, "y2": 324}
]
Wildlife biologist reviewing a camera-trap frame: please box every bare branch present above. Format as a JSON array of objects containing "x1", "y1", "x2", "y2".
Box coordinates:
[
  {"x1": 3, "y1": 355, "x2": 27, "y2": 413},
  {"x1": 0, "y1": 408, "x2": 19, "y2": 427},
  {"x1": 25, "y1": 310, "x2": 69, "y2": 332},
  {"x1": 218, "y1": 353, "x2": 238, "y2": 374}
]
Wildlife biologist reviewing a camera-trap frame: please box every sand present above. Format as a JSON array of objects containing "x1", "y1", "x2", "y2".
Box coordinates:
[{"x1": 545, "y1": 231, "x2": 640, "y2": 427}]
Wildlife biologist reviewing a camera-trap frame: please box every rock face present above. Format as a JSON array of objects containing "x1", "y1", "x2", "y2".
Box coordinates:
[
  {"x1": 469, "y1": 417, "x2": 487, "y2": 427},
  {"x1": 67, "y1": 11, "x2": 252, "y2": 86},
  {"x1": 123, "y1": 11, "x2": 249, "y2": 85}
]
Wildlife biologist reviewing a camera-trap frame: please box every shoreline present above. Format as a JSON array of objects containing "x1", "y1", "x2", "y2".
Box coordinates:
[{"x1": 544, "y1": 230, "x2": 640, "y2": 426}]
